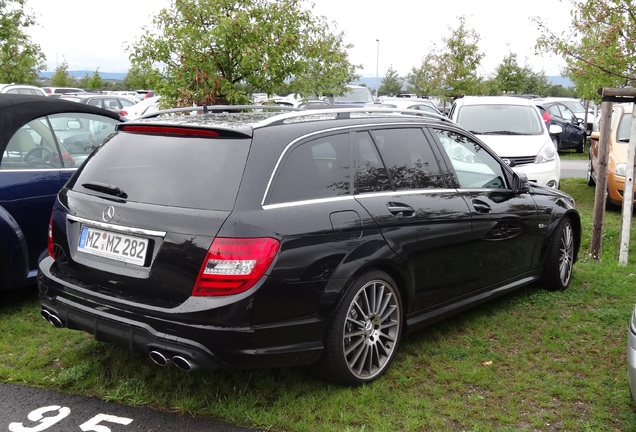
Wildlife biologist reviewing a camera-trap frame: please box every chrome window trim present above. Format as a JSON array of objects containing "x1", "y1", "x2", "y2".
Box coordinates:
[
  {"x1": 263, "y1": 195, "x2": 354, "y2": 210},
  {"x1": 67, "y1": 214, "x2": 167, "y2": 237},
  {"x1": 263, "y1": 188, "x2": 457, "y2": 210}
]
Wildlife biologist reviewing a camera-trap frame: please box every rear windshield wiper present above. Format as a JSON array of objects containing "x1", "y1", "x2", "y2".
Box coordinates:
[{"x1": 81, "y1": 182, "x2": 128, "y2": 199}]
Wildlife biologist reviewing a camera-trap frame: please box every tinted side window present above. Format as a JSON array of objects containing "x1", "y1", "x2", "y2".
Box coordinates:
[
  {"x1": 353, "y1": 131, "x2": 391, "y2": 194},
  {"x1": 371, "y1": 128, "x2": 446, "y2": 190},
  {"x1": 269, "y1": 133, "x2": 350, "y2": 204},
  {"x1": 434, "y1": 129, "x2": 507, "y2": 189}
]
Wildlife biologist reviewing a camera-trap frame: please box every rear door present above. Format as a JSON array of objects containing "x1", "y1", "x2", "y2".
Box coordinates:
[{"x1": 351, "y1": 127, "x2": 473, "y2": 310}]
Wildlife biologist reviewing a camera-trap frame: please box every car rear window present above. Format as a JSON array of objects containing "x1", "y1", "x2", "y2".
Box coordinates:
[{"x1": 70, "y1": 131, "x2": 250, "y2": 210}]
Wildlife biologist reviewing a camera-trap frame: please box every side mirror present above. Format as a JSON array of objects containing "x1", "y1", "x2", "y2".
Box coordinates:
[
  {"x1": 548, "y1": 124, "x2": 563, "y2": 135},
  {"x1": 511, "y1": 171, "x2": 530, "y2": 194},
  {"x1": 67, "y1": 120, "x2": 82, "y2": 130},
  {"x1": 590, "y1": 131, "x2": 600, "y2": 143}
]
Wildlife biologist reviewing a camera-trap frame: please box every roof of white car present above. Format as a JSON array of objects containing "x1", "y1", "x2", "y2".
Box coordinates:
[{"x1": 454, "y1": 96, "x2": 534, "y2": 106}]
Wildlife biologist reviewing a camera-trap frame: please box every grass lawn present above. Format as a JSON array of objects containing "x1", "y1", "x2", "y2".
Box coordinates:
[{"x1": 2, "y1": 178, "x2": 635, "y2": 431}]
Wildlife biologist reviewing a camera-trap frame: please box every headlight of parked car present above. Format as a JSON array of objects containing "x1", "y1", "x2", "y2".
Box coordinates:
[
  {"x1": 535, "y1": 141, "x2": 558, "y2": 164},
  {"x1": 615, "y1": 163, "x2": 627, "y2": 177}
]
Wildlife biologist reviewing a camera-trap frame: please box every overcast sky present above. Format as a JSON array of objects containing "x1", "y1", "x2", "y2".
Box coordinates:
[{"x1": 25, "y1": 0, "x2": 574, "y2": 78}]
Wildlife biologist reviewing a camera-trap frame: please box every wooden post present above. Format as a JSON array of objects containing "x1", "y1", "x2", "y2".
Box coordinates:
[
  {"x1": 590, "y1": 99, "x2": 613, "y2": 260},
  {"x1": 619, "y1": 107, "x2": 636, "y2": 265},
  {"x1": 591, "y1": 87, "x2": 636, "y2": 263}
]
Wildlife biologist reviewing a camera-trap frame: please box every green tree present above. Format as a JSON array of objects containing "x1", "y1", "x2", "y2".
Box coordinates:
[
  {"x1": 494, "y1": 52, "x2": 525, "y2": 94},
  {"x1": 50, "y1": 60, "x2": 75, "y2": 87},
  {"x1": 127, "y1": 0, "x2": 359, "y2": 106},
  {"x1": 406, "y1": 51, "x2": 444, "y2": 97},
  {"x1": 438, "y1": 16, "x2": 484, "y2": 99},
  {"x1": 87, "y1": 69, "x2": 103, "y2": 91},
  {"x1": 492, "y1": 53, "x2": 551, "y2": 96},
  {"x1": 535, "y1": 0, "x2": 636, "y2": 100},
  {"x1": 379, "y1": 65, "x2": 403, "y2": 96},
  {"x1": 0, "y1": 0, "x2": 46, "y2": 84},
  {"x1": 123, "y1": 63, "x2": 160, "y2": 91},
  {"x1": 78, "y1": 72, "x2": 90, "y2": 89}
]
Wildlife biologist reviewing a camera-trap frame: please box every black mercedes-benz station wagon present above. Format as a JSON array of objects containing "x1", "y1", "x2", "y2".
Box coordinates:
[{"x1": 38, "y1": 106, "x2": 581, "y2": 386}]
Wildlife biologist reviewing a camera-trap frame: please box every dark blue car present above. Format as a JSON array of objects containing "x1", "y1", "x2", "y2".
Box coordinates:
[{"x1": 0, "y1": 94, "x2": 123, "y2": 290}]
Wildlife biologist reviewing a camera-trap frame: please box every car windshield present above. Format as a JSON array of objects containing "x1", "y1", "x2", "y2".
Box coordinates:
[
  {"x1": 457, "y1": 104, "x2": 544, "y2": 135},
  {"x1": 560, "y1": 100, "x2": 586, "y2": 113},
  {"x1": 334, "y1": 87, "x2": 374, "y2": 103}
]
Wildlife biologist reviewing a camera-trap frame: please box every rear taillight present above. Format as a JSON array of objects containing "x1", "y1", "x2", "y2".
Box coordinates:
[
  {"x1": 193, "y1": 237, "x2": 280, "y2": 296},
  {"x1": 120, "y1": 109, "x2": 128, "y2": 116},
  {"x1": 542, "y1": 110, "x2": 551, "y2": 124},
  {"x1": 47, "y1": 213, "x2": 55, "y2": 259}
]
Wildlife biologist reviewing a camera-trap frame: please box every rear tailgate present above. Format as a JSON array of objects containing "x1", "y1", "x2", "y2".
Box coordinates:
[{"x1": 50, "y1": 127, "x2": 252, "y2": 305}]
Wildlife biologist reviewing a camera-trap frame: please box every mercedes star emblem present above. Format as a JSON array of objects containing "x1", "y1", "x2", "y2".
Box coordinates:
[{"x1": 102, "y1": 206, "x2": 115, "y2": 222}]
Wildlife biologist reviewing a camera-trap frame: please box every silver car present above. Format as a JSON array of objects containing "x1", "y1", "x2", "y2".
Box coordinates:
[{"x1": 628, "y1": 304, "x2": 636, "y2": 401}]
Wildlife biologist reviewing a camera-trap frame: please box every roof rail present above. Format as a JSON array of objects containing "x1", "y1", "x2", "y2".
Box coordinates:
[
  {"x1": 254, "y1": 106, "x2": 454, "y2": 127},
  {"x1": 137, "y1": 104, "x2": 301, "y2": 119},
  {"x1": 136, "y1": 104, "x2": 454, "y2": 127}
]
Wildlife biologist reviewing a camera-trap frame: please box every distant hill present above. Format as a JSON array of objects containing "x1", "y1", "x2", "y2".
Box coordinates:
[
  {"x1": 38, "y1": 71, "x2": 573, "y2": 88},
  {"x1": 39, "y1": 70, "x2": 127, "y2": 80}
]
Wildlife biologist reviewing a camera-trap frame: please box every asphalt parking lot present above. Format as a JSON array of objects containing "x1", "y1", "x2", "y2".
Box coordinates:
[
  {"x1": 560, "y1": 159, "x2": 587, "y2": 179},
  {"x1": 0, "y1": 382, "x2": 263, "y2": 432}
]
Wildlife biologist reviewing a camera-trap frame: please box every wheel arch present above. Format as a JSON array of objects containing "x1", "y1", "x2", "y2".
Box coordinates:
[{"x1": 547, "y1": 208, "x2": 581, "y2": 263}]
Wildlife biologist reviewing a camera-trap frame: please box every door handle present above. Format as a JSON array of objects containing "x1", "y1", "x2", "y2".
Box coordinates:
[
  {"x1": 387, "y1": 202, "x2": 415, "y2": 216},
  {"x1": 472, "y1": 199, "x2": 492, "y2": 214}
]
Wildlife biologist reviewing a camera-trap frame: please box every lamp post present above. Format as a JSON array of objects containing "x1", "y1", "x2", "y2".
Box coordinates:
[{"x1": 375, "y1": 39, "x2": 380, "y2": 98}]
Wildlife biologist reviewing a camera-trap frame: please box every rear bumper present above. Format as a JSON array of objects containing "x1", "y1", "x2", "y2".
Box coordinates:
[{"x1": 37, "y1": 256, "x2": 324, "y2": 370}]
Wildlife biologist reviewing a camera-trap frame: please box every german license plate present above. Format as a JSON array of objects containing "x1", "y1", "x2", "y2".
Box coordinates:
[{"x1": 78, "y1": 226, "x2": 148, "y2": 266}]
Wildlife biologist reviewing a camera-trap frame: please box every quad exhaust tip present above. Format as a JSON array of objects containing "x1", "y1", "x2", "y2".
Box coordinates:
[
  {"x1": 149, "y1": 350, "x2": 198, "y2": 371},
  {"x1": 41, "y1": 309, "x2": 63, "y2": 328}
]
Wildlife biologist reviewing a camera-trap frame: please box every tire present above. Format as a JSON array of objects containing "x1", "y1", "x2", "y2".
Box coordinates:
[
  {"x1": 551, "y1": 136, "x2": 559, "y2": 150},
  {"x1": 576, "y1": 136, "x2": 584, "y2": 153},
  {"x1": 586, "y1": 156, "x2": 595, "y2": 186},
  {"x1": 542, "y1": 217, "x2": 575, "y2": 291},
  {"x1": 311, "y1": 270, "x2": 403, "y2": 386}
]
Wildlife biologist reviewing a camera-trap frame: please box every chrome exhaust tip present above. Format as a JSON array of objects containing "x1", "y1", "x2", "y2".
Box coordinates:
[
  {"x1": 149, "y1": 350, "x2": 172, "y2": 367},
  {"x1": 172, "y1": 355, "x2": 197, "y2": 371},
  {"x1": 41, "y1": 309, "x2": 63, "y2": 328},
  {"x1": 41, "y1": 310, "x2": 52, "y2": 321},
  {"x1": 48, "y1": 314, "x2": 63, "y2": 328}
]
